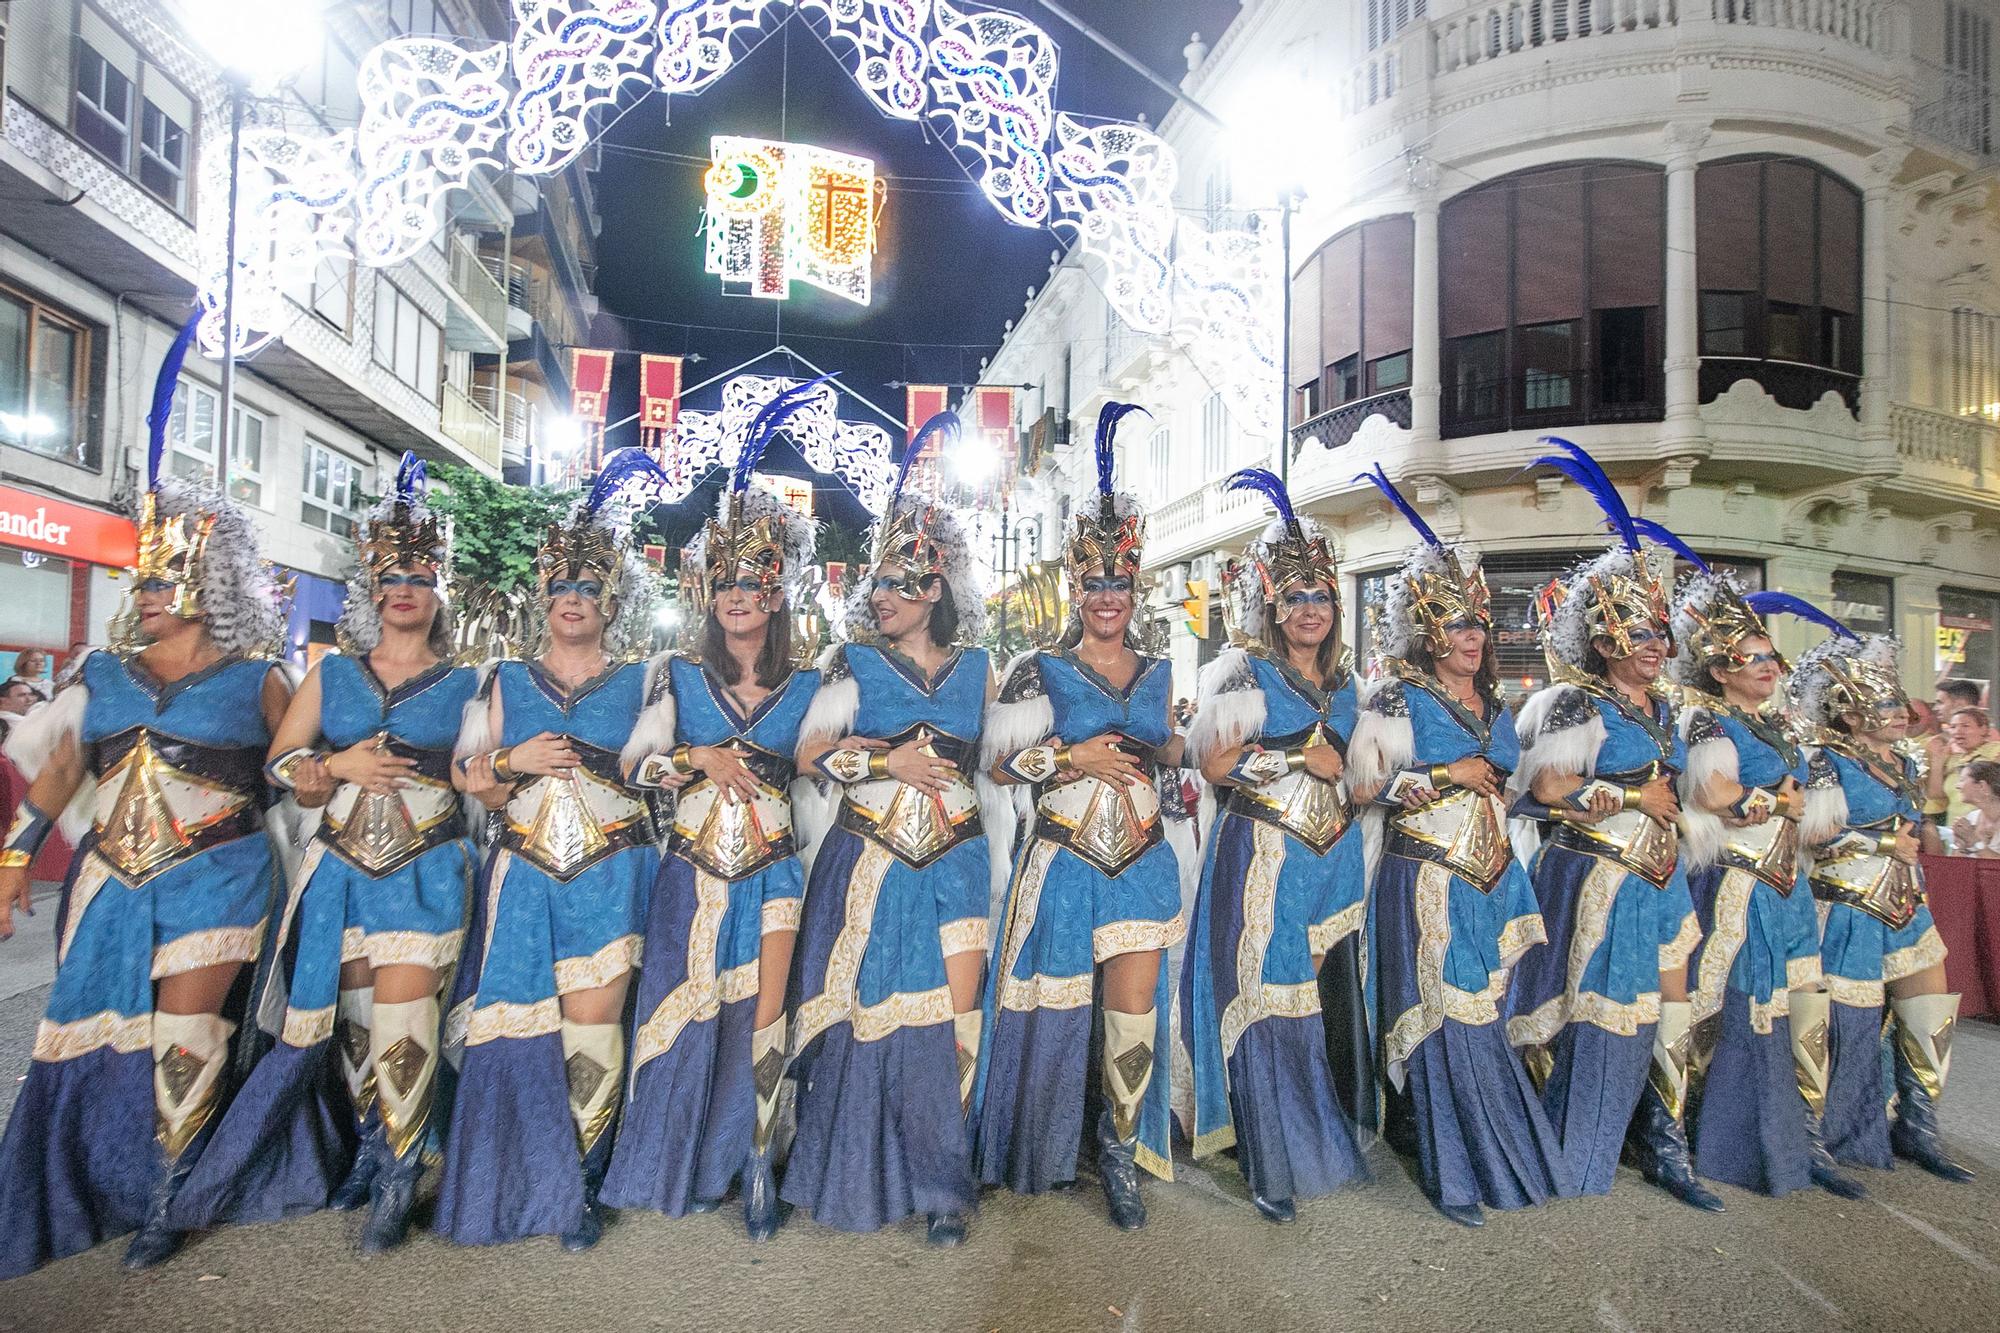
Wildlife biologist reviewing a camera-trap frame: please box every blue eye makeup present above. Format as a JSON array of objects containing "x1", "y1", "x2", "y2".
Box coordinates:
[
  {"x1": 1082, "y1": 576, "x2": 1132, "y2": 595},
  {"x1": 550, "y1": 579, "x2": 604, "y2": 600},
  {"x1": 1284, "y1": 590, "x2": 1334, "y2": 608},
  {"x1": 378, "y1": 573, "x2": 433, "y2": 590},
  {"x1": 138, "y1": 578, "x2": 176, "y2": 594}
]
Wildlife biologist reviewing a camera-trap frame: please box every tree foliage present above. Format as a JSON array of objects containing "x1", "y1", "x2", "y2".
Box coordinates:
[{"x1": 427, "y1": 463, "x2": 572, "y2": 594}]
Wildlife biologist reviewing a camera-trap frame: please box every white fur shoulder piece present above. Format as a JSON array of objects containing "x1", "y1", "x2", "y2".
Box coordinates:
[
  {"x1": 982, "y1": 651, "x2": 1054, "y2": 770},
  {"x1": 1676, "y1": 731, "x2": 1739, "y2": 871},
  {"x1": 1801, "y1": 749, "x2": 1849, "y2": 846},
  {"x1": 621, "y1": 653, "x2": 680, "y2": 771},
  {"x1": 1508, "y1": 685, "x2": 1605, "y2": 798},
  {"x1": 799, "y1": 669, "x2": 859, "y2": 749},
  {"x1": 1347, "y1": 707, "x2": 1414, "y2": 799},
  {"x1": 1186, "y1": 648, "x2": 1263, "y2": 767},
  {"x1": 453, "y1": 659, "x2": 503, "y2": 760},
  {"x1": 2, "y1": 677, "x2": 89, "y2": 779}
]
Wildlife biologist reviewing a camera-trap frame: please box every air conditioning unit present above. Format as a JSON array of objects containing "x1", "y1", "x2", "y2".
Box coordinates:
[{"x1": 1189, "y1": 554, "x2": 1219, "y2": 587}]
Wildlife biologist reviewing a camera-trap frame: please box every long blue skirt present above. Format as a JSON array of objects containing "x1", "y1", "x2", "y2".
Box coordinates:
[
  {"x1": 1824, "y1": 999, "x2": 1893, "y2": 1169},
  {"x1": 1692, "y1": 989, "x2": 1810, "y2": 1195},
  {"x1": 1227, "y1": 1015, "x2": 1367, "y2": 1202}
]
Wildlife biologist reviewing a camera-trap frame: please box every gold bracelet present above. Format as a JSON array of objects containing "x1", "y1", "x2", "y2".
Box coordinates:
[
  {"x1": 1429, "y1": 764, "x2": 1452, "y2": 789},
  {"x1": 669, "y1": 745, "x2": 698, "y2": 777},
  {"x1": 490, "y1": 747, "x2": 517, "y2": 783},
  {"x1": 1052, "y1": 744, "x2": 1073, "y2": 770},
  {"x1": 1875, "y1": 829, "x2": 1900, "y2": 855},
  {"x1": 1622, "y1": 786, "x2": 1642, "y2": 812},
  {"x1": 867, "y1": 751, "x2": 892, "y2": 779},
  {"x1": 1286, "y1": 749, "x2": 1309, "y2": 774},
  {"x1": 0, "y1": 849, "x2": 30, "y2": 870}
]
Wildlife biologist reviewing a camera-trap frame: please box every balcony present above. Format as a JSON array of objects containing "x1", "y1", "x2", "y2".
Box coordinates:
[
  {"x1": 499, "y1": 386, "x2": 534, "y2": 466},
  {"x1": 1146, "y1": 477, "x2": 1267, "y2": 567},
  {"x1": 1699, "y1": 356, "x2": 1859, "y2": 416},
  {"x1": 441, "y1": 382, "x2": 502, "y2": 469},
  {"x1": 1291, "y1": 389, "x2": 1412, "y2": 455},
  {"x1": 1889, "y1": 403, "x2": 1997, "y2": 496},
  {"x1": 445, "y1": 236, "x2": 507, "y2": 352},
  {"x1": 1912, "y1": 56, "x2": 1995, "y2": 163}
]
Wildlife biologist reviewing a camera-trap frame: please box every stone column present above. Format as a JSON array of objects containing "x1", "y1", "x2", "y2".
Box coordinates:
[
  {"x1": 1662, "y1": 120, "x2": 1711, "y2": 450},
  {"x1": 1860, "y1": 148, "x2": 1905, "y2": 453},
  {"x1": 1409, "y1": 157, "x2": 1442, "y2": 448}
]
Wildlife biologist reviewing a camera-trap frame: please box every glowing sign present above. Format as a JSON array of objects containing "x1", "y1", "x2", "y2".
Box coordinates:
[{"x1": 703, "y1": 135, "x2": 881, "y2": 304}]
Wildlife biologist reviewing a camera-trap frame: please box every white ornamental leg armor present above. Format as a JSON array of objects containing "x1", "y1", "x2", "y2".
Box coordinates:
[
  {"x1": 153, "y1": 1011, "x2": 234, "y2": 1158},
  {"x1": 1101, "y1": 1007, "x2": 1157, "y2": 1142},
  {"x1": 750, "y1": 1016, "x2": 788, "y2": 1153},
  {"x1": 954, "y1": 1010, "x2": 983, "y2": 1115},
  {"x1": 1650, "y1": 1000, "x2": 1694, "y2": 1121},
  {"x1": 336, "y1": 985, "x2": 375, "y2": 1120},
  {"x1": 371, "y1": 997, "x2": 440, "y2": 1160},
  {"x1": 1789, "y1": 989, "x2": 1833, "y2": 1118},
  {"x1": 561, "y1": 1021, "x2": 624, "y2": 1155}
]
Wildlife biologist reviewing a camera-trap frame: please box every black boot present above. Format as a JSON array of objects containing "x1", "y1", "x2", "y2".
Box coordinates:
[
  {"x1": 124, "y1": 1128, "x2": 211, "y2": 1271},
  {"x1": 1431, "y1": 1198, "x2": 1483, "y2": 1228},
  {"x1": 1252, "y1": 1194, "x2": 1296, "y2": 1224},
  {"x1": 359, "y1": 1141, "x2": 424, "y2": 1255},
  {"x1": 1095, "y1": 1108, "x2": 1146, "y2": 1232},
  {"x1": 1804, "y1": 1112, "x2": 1867, "y2": 1200},
  {"x1": 1628, "y1": 1081, "x2": 1725, "y2": 1213},
  {"x1": 741, "y1": 1144, "x2": 787, "y2": 1243},
  {"x1": 1889, "y1": 999, "x2": 1974, "y2": 1183},
  {"x1": 330, "y1": 1121, "x2": 383, "y2": 1212},
  {"x1": 561, "y1": 1130, "x2": 615, "y2": 1252},
  {"x1": 925, "y1": 1212, "x2": 969, "y2": 1247}
]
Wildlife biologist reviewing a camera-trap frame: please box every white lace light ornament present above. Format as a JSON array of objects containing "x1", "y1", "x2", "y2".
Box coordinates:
[
  {"x1": 1050, "y1": 113, "x2": 1177, "y2": 335},
  {"x1": 799, "y1": 0, "x2": 931, "y2": 120},
  {"x1": 508, "y1": 0, "x2": 660, "y2": 175},
  {"x1": 925, "y1": 0, "x2": 1059, "y2": 227},
  {"x1": 652, "y1": 0, "x2": 788, "y2": 94},
  {"x1": 355, "y1": 38, "x2": 509, "y2": 267},
  {"x1": 667, "y1": 375, "x2": 897, "y2": 512}
]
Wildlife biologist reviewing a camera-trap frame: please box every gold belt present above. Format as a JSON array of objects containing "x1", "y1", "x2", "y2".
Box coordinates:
[
  {"x1": 502, "y1": 767, "x2": 652, "y2": 881},
  {"x1": 1719, "y1": 810, "x2": 1802, "y2": 895},
  {"x1": 320, "y1": 777, "x2": 463, "y2": 875},
  {"x1": 837, "y1": 772, "x2": 983, "y2": 868},
  {"x1": 1554, "y1": 810, "x2": 1680, "y2": 887},
  {"x1": 1033, "y1": 773, "x2": 1164, "y2": 877},
  {"x1": 1388, "y1": 787, "x2": 1511, "y2": 891},
  {"x1": 1225, "y1": 770, "x2": 1352, "y2": 856},
  {"x1": 670, "y1": 775, "x2": 795, "y2": 880},
  {"x1": 1811, "y1": 851, "x2": 1922, "y2": 930},
  {"x1": 95, "y1": 732, "x2": 261, "y2": 883}
]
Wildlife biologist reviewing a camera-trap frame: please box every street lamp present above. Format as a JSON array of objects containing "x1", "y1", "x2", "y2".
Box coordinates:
[{"x1": 183, "y1": 0, "x2": 321, "y2": 495}]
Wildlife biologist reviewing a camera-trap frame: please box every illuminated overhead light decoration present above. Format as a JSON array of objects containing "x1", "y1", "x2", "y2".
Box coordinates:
[
  {"x1": 199, "y1": 129, "x2": 358, "y2": 357},
  {"x1": 704, "y1": 136, "x2": 880, "y2": 304},
  {"x1": 508, "y1": 0, "x2": 659, "y2": 175},
  {"x1": 355, "y1": 37, "x2": 509, "y2": 266},
  {"x1": 669, "y1": 375, "x2": 897, "y2": 511},
  {"x1": 799, "y1": 0, "x2": 930, "y2": 120},
  {"x1": 653, "y1": 0, "x2": 787, "y2": 94},
  {"x1": 925, "y1": 0, "x2": 1058, "y2": 227},
  {"x1": 1050, "y1": 113, "x2": 1175, "y2": 335},
  {"x1": 1171, "y1": 219, "x2": 1282, "y2": 437}
]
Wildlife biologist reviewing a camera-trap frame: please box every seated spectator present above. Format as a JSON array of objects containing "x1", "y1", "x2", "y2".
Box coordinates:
[
  {"x1": 1950, "y1": 760, "x2": 2000, "y2": 856},
  {"x1": 0, "y1": 677, "x2": 36, "y2": 739},
  {"x1": 1927, "y1": 705, "x2": 2000, "y2": 826}
]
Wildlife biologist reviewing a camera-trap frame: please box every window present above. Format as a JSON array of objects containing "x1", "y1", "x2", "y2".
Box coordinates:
[
  {"x1": 1946, "y1": 3, "x2": 1993, "y2": 156},
  {"x1": 74, "y1": 10, "x2": 195, "y2": 215},
  {"x1": 1146, "y1": 426, "x2": 1172, "y2": 503},
  {"x1": 1297, "y1": 215, "x2": 1414, "y2": 415},
  {"x1": 1696, "y1": 158, "x2": 1862, "y2": 378},
  {"x1": 373, "y1": 276, "x2": 442, "y2": 402},
  {"x1": 1440, "y1": 163, "x2": 1665, "y2": 436},
  {"x1": 1200, "y1": 393, "x2": 1231, "y2": 477},
  {"x1": 1940, "y1": 586, "x2": 1999, "y2": 697},
  {"x1": 1829, "y1": 570, "x2": 1895, "y2": 638},
  {"x1": 301, "y1": 439, "x2": 366, "y2": 537},
  {"x1": 387, "y1": 0, "x2": 448, "y2": 34},
  {"x1": 167, "y1": 379, "x2": 266, "y2": 507},
  {"x1": 0, "y1": 283, "x2": 95, "y2": 468},
  {"x1": 287, "y1": 256, "x2": 355, "y2": 334},
  {"x1": 1950, "y1": 306, "x2": 2000, "y2": 419},
  {"x1": 1204, "y1": 164, "x2": 1232, "y2": 229}
]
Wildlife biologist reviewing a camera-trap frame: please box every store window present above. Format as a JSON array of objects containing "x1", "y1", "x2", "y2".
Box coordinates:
[
  {"x1": 1939, "y1": 586, "x2": 1999, "y2": 697},
  {"x1": 1829, "y1": 570, "x2": 1895, "y2": 637},
  {"x1": 0, "y1": 283, "x2": 96, "y2": 469},
  {"x1": 75, "y1": 8, "x2": 194, "y2": 214},
  {"x1": 372, "y1": 277, "x2": 443, "y2": 403},
  {"x1": 1440, "y1": 163, "x2": 1664, "y2": 436},
  {"x1": 1696, "y1": 157, "x2": 1862, "y2": 404},
  {"x1": 301, "y1": 439, "x2": 367, "y2": 537},
  {"x1": 167, "y1": 379, "x2": 267, "y2": 507},
  {"x1": 0, "y1": 549, "x2": 72, "y2": 650}
]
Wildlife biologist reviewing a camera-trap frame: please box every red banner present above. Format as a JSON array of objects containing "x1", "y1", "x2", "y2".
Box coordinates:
[
  {"x1": 905, "y1": 385, "x2": 950, "y2": 444},
  {"x1": 0, "y1": 485, "x2": 137, "y2": 567},
  {"x1": 570, "y1": 349, "x2": 614, "y2": 422},
  {"x1": 640, "y1": 354, "x2": 681, "y2": 433}
]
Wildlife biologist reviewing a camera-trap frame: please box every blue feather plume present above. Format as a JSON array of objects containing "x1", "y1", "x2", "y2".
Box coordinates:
[
  {"x1": 887, "y1": 410, "x2": 960, "y2": 513},
  {"x1": 1093, "y1": 401, "x2": 1149, "y2": 499},
  {"x1": 584, "y1": 447, "x2": 671, "y2": 517},
  {"x1": 1223, "y1": 467, "x2": 1301, "y2": 540},
  {"x1": 1745, "y1": 591, "x2": 1857, "y2": 640},
  {"x1": 1527, "y1": 436, "x2": 1638, "y2": 550},
  {"x1": 1631, "y1": 518, "x2": 1708, "y2": 573},
  {"x1": 146, "y1": 310, "x2": 202, "y2": 490},
  {"x1": 736, "y1": 374, "x2": 836, "y2": 496},
  {"x1": 393, "y1": 450, "x2": 427, "y2": 503},
  {"x1": 1354, "y1": 463, "x2": 1440, "y2": 548}
]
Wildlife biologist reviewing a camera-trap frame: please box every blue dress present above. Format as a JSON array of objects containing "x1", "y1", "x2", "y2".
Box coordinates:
[
  {"x1": 1810, "y1": 743, "x2": 1945, "y2": 1169},
  {"x1": 1183, "y1": 650, "x2": 1368, "y2": 1203},
  {"x1": 1508, "y1": 683, "x2": 1700, "y2": 1195},
  {"x1": 975, "y1": 650, "x2": 1185, "y2": 1192},
  {"x1": 784, "y1": 644, "x2": 993, "y2": 1231},
  {"x1": 602, "y1": 655, "x2": 818, "y2": 1215},
  {"x1": 171, "y1": 655, "x2": 478, "y2": 1228},
  {"x1": 1355, "y1": 671, "x2": 1567, "y2": 1211},
  {"x1": 0, "y1": 651, "x2": 280, "y2": 1279},
  {"x1": 433, "y1": 658, "x2": 656, "y2": 1245},
  {"x1": 1678, "y1": 701, "x2": 1824, "y2": 1195}
]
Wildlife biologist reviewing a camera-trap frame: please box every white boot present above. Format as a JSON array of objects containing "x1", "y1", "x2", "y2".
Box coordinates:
[
  {"x1": 336, "y1": 986, "x2": 375, "y2": 1121},
  {"x1": 953, "y1": 1010, "x2": 982, "y2": 1115},
  {"x1": 560, "y1": 1020, "x2": 624, "y2": 1156},
  {"x1": 370, "y1": 998, "x2": 440, "y2": 1160},
  {"x1": 153, "y1": 1011, "x2": 234, "y2": 1157}
]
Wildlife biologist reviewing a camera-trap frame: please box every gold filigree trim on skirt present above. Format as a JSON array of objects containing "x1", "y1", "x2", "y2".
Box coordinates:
[
  {"x1": 553, "y1": 933, "x2": 643, "y2": 994},
  {"x1": 341, "y1": 926, "x2": 465, "y2": 971},
  {"x1": 630, "y1": 868, "x2": 730, "y2": 1072},
  {"x1": 1505, "y1": 857, "x2": 1627, "y2": 1048},
  {"x1": 32, "y1": 1009, "x2": 151, "y2": 1061},
  {"x1": 464, "y1": 996, "x2": 562, "y2": 1045},
  {"x1": 1883, "y1": 925, "x2": 1947, "y2": 984},
  {"x1": 1092, "y1": 916, "x2": 1186, "y2": 962},
  {"x1": 793, "y1": 842, "x2": 956, "y2": 1048},
  {"x1": 1691, "y1": 869, "x2": 1754, "y2": 1029},
  {"x1": 1660, "y1": 910, "x2": 1702, "y2": 971},
  {"x1": 1825, "y1": 973, "x2": 1885, "y2": 1008},
  {"x1": 1307, "y1": 901, "x2": 1366, "y2": 956},
  {"x1": 151, "y1": 921, "x2": 265, "y2": 980},
  {"x1": 762, "y1": 897, "x2": 802, "y2": 935},
  {"x1": 939, "y1": 916, "x2": 988, "y2": 957},
  {"x1": 283, "y1": 1004, "x2": 335, "y2": 1047}
]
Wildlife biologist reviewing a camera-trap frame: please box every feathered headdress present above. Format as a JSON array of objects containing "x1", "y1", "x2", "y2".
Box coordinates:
[
  {"x1": 1355, "y1": 463, "x2": 1490, "y2": 661},
  {"x1": 1530, "y1": 437, "x2": 1694, "y2": 666},
  {"x1": 1669, "y1": 571, "x2": 1853, "y2": 692},
  {"x1": 1788, "y1": 633, "x2": 1907, "y2": 735},
  {"x1": 1065, "y1": 401, "x2": 1148, "y2": 587},
  {"x1": 339, "y1": 451, "x2": 452, "y2": 655},
  {"x1": 537, "y1": 447, "x2": 670, "y2": 658},
  {"x1": 683, "y1": 378, "x2": 824, "y2": 621},
  {"x1": 116, "y1": 309, "x2": 285, "y2": 655},
  {"x1": 849, "y1": 410, "x2": 988, "y2": 644},
  {"x1": 1221, "y1": 467, "x2": 1340, "y2": 641}
]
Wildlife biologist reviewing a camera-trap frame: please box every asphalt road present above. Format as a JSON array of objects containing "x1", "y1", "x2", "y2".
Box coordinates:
[{"x1": 3, "y1": 924, "x2": 1999, "y2": 1331}]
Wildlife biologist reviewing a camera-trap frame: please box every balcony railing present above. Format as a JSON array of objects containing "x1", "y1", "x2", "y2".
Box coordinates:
[
  {"x1": 1913, "y1": 57, "x2": 1995, "y2": 161},
  {"x1": 441, "y1": 381, "x2": 502, "y2": 468},
  {"x1": 446, "y1": 236, "x2": 507, "y2": 349},
  {"x1": 1291, "y1": 389, "x2": 1412, "y2": 455},
  {"x1": 1698, "y1": 356, "x2": 1860, "y2": 415},
  {"x1": 1890, "y1": 403, "x2": 1993, "y2": 479}
]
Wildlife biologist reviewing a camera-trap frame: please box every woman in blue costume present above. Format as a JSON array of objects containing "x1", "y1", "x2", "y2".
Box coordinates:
[
  {"x1": 1668, "y1": 575, "x2": 1862, "y2": 1200},
  {"x1": 786, "y1": 413, "x2": 998, "y2": 1247},
  {"x1": 169, "y1": 453, "x2": 478, "y2": 1252},
  {"x1": 603, "y1": 390, "x2": 823, "y2": 1241},
  {"x1": 438, "y1": 452, "x2": 669, "y2": 1250},
  {"x1": 1789, "y1": 633, "x2": 1973, "y2": 1183},
  {"x1": 1347, "y1": 464, "x2": 1567, "y2": 1228},
  {"x1": 0, "y1": 315, "x2": 292, "y2": 1275},
  {"x1": 1506, "y1": 441, "x2": 1710, "y2": 1211},
  {"x1": 1180, "y1": 468, "x2": 1368, "y2": 1224},
  {"x1": 976, "y1": 403, "x2": 1191, "y2": 1232}
]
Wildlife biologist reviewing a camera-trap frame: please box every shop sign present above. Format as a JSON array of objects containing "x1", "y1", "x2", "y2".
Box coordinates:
[{"x1": 0, "y1": 485, "x2": 137, "y2": 567}]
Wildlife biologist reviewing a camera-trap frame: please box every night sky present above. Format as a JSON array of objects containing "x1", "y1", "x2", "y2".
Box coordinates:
[{"x1": 589, "y1": 0, "x2": 1237, "y2": 540}]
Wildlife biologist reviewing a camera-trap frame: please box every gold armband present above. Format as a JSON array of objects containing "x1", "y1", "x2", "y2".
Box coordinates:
[
  {"x1": 1429, "y1": 764, "x2": 1453, "y2": 790},
  {"x1": 1052, "y1": 744, "x2": 1073, "y2": 771},
  {"x1": 669, "y1": 745, "x2": 698, "y2": 777},
  {"x1": 1286, "y1": 749, "x2": 1309, "y2": 775},
  {"x1": 490, "y1": 747, "x2": 517, "y2": 783},
  {"x1": 1622, "y1": 786, "x2": 1642, "y2": 812},
  {"x1": 867, "y1": 750, "x2": 892, "y2": 779},
  {"x1": 0, "y1": 849, "x2": 29, "y2": 869}
]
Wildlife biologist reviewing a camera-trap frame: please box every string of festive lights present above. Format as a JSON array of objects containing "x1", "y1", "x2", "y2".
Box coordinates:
[
  {"x1": 667, "y1": 374, "x2": 898, "y2": 511},
  {"x1": 508, "y1": 0, "x2": 658, "y2": 175}
]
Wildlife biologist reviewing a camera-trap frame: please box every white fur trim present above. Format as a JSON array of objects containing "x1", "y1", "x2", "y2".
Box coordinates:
[
  {"x1": 1507, "y1": 687, "x2": 1603, "y2": 800},
  {"x1": 1346, "y1": 709, "x2": 1413, "y2": 801},
  {"x1": 978, "y1": 773, "x2": 1018, "y2": 927},
  {"x1": 453, "y1": 659, "x2": 502, "y2": 760},
  {"x1": 798, "y1": 671, "x2": 858, "y2": 749},
  {"x1": 981, "y1": 655, "x2": 1055, "y2": 772},
  {"x1": 794, "y1": 775, "x2": 834, "y2": 877},
  {"x1": 620, "y1": 652, "x2": 678, "y2": 771},
  {"x1": 4, "y1": 677, "x2": 95, "y2": 843},
  {"x1": 1677, "y1": 734, "x2": 1738, "y2": 871},
  {"x1": 1186, "y1": 649, "x2": 1263, "y2": 767},
  {"x1": 1801, "y1": 764, "x2": 1848, "y2": 848}
]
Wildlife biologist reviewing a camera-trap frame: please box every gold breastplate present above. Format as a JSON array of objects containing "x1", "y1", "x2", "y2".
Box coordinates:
[
  {"x1": 670, "y1": 744, "x2": 795, "y2": 879},
  {"x1": 502, "y1": 758, "x2": 651, "y2": 880},
  {"x1": 1034, "y1": 770, "x2": 1164, "y2": 876},
  {"x1": 1388, "y1": 786, "x2": 1511, "y2": 891},
  {"x1": 835, "y1": 727, "x2": 983, "y2": 867},
  {"x1": 95, "y1": 730, "x2": 261, "y2": 883}
]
